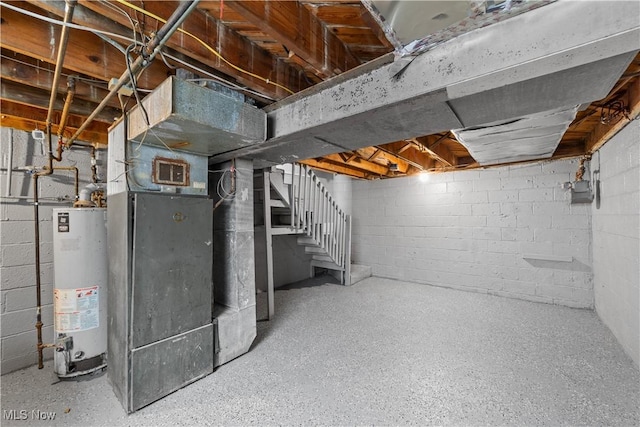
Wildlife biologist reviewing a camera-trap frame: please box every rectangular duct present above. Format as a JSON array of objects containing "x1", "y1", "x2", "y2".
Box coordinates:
[{"x1": 127, "y1": 77, "x2": 266, "y2": 156}]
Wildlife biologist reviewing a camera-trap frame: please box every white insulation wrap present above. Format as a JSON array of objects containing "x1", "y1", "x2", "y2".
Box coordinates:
[{"x1": 52, "y1": 208, "x2": 108, "y2": 377}]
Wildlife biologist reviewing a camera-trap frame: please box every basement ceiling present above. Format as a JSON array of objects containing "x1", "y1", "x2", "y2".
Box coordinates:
[{"x1": 1, "y1": 0, "x2": 639, "y2": 179}]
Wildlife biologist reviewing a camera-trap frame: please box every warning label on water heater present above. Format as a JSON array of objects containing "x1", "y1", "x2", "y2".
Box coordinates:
[{"x1": 54, "y1": 286, "x2": 99, "y2": 332}]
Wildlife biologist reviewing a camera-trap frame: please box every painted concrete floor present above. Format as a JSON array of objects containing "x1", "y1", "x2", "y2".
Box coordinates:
[{"x1": 2, "y1": 277, "x2": 639, "y2": 426}]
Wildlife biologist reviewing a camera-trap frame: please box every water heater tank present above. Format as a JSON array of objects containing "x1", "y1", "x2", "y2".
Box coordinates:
[{"x1": 52, "y1": 208, "x2": 107, "y2": 377}]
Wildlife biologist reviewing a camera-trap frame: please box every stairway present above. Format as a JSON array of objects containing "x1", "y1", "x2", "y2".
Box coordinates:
[{"x1": 259, "y1": 163, "x2": 354, "y2": 319}]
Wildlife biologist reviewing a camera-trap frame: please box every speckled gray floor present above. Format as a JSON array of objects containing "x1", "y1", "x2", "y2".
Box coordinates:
[{"x1": 2, "y1": 277, "x2": 639, "y2": 426}]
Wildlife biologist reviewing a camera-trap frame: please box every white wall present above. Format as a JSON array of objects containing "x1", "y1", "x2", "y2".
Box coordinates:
[
  {"x1": 592, "y1": 122, "x2": 639, "y2": 367},
  {"x1": 352, "y1": 157, "x2": 594, "y2": 308},
  {"x1": 316, "y1": 171, "x2": 353, "y2": 216},
  {"x1": 0, "y1": 128, "x2": 99, "y2": 374}
]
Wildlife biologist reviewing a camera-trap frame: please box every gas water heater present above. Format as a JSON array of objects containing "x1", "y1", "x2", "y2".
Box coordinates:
[{"x1": 52, "y1": 207, "x2": 108, "y2": 377}]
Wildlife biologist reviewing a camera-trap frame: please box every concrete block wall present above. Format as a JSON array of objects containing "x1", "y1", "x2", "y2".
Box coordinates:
[
  {"x1": 0, "y1": 128, "x2": 97, "y2": 374},
  {"x1": 351, "y1": 157, "x2": 594, "y2": 308},
  {"x1": 592, "y1": 122, "x2": 639, "y2": 367}
]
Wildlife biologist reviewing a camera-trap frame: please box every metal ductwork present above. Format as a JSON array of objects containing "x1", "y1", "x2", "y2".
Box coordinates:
[
  {"x1": 451, "y1": 105, "x2": 580, "y2": 165},
  {"x1": 127, "y1": 77, "x2": 267, "y2": 155}
]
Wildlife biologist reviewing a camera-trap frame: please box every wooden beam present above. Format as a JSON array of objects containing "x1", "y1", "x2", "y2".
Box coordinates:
[
  {"x1": 0, "y1": 2, "x2": 169, "y2": 88},
  {"x1": 322, "y1": 153, "x2": 389, "y2": 176},
  {"x1": 408, "y1": 137, "x2": 454, "y2": 167},
  {"x1": 0, "y1": 53, "x2": 120, "y2": 109},
  {"x1": 375, "y1": 145, "x2": 422, "y2": 172},
  {"x1": 357, "y1": 146, "x2": 410, "y2": 173},
  {"x1": 226, "y1": 0, "x2": 361, "y2": 77},
  {"x1": 0, "y1": 100, "x2": 108, "y2": 144},
  {"x1": 358, "y1": 5, "x2": 394, "y2": 49},
  {"x1": 79, "y1": 0, "x2": 310, "y2": 98},
  {"x1": 586, "y1": 78, "x2": 640, "y2": 154},
  {"x1": 300, "y1": 158, "x2": 369, "y2": 179},
  {"x1": 1, "y1": 79, "x2": 120, "y2": 123}
]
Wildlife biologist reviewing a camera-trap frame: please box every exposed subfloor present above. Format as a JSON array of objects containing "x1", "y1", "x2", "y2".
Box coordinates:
[{"x1": 2, "y1": 277, "x2": 639, "y2": 426}]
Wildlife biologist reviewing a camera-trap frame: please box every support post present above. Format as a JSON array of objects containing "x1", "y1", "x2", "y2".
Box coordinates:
[{"x1": 262, "y1": 170, "x2": 275, "y2": 320}]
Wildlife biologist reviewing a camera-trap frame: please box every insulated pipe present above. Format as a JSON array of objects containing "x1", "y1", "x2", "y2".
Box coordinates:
[
  {"x1": 45, "y1": 0, "x2": 77, "y2": 163},
  {"x1": 33, "y1": 165, "x2": 79, "y2": 369},
  {"x1": 65, "y1": 0, "x2": 201, "y2": 147}
]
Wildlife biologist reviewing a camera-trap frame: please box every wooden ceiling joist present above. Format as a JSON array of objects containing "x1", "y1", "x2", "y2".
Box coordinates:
[
  {"x1": 586, "y1": 78, "x2": 640, "y2": 154},
  {"x1": 0, "y1": 53, "x2": 119, "y2": 110},
  {"x1": 225, "y1": 0, "x2": 361, "y2": 78},
  {"x1": 322, "y1": 153, "x2": 389, "y2": 176},
  {"x1": 0, "y1": 100, "x2": 109, "y2": 145},
  {"x1": 300, "y1": 158, "x2": 369, "y2": 179},
  {"x1": 1, "y1": 79, "x2": 119, "y2": 124},
  {"x1": 0, "y1": 3, "x2": 169, "y2": 88},
  {"x1": 78, "y1": 0, "x2": 310, "y2": 98}
]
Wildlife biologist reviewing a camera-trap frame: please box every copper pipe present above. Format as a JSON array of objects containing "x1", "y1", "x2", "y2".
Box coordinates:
[
  {"x1": 56, "y1": 76, "x2": 77, "y2": 152},
  {"x1": 45, "y1": 0, "x2": 77, "y2": 163}
]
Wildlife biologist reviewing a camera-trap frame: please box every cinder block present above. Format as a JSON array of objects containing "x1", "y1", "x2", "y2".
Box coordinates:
[
  {"x1": 534, "y1": 173, "x2": 570, "y2": 189},
  {"x1": 552, "y1": 215, "x2": 590, "y2": 230},
  {"x1": 458, "y1": 215, "x2": 486, "y2": 227},
  {"x1": 472, "y1": 227, "x2": 502, "y2": 241},
  {"x1": 541, "y1": 159, "x2": 576, "y2": 174},
  {"x1": 500, "y1": 177, "x2": 533, "y2": 190},
  {"x1": 446, "y1": 181, "x2": 473, "y2": 193},
  {"x1": 424, "y1": 182, "x2": 447, "y2": 194},
  {"x1": 532, "y1": 201, "x2": 569, "y2": 216},
  {"x1": 487, "y1": 214, "x2": 516, "y2": 228},
  {"x1": 473, "y1": 178, "x2": 501, "y2": 191},
  {"x1": 534, "y1": 228, "x2": 573, "y2": 244},
  {"x1": 509, "y1": 162, "x2": 541, "y2": 177},
  {"x1": 1, "y1": 265, "x2": 35, "y2": 290},
  {"x1": 4, "y1": 284, "x2": 53, "y2": 312},
  {"x1": 1, "y1": 244, "x2": 33, "y2": 267},
  {"x1": 1, "y1": 325, "x2": 53, "y2": 361},
  {"x1": 471, "y1": 203, "x2": 500, "y2": 216},
  {"x1": 0, "y1": 304, "x2": 53, "y2": 336},
  {"x1": 488, "y1": 190, "x2": 519, "y2": 202},
  {"x1": 519, "y1": 188, "x2": 554, "y2": 202},
  {"x1": 460, "y1": 191, "x2": 488, "y2": 204},
  {"x1": 519, "y1": 241, "x2": 553, "y2": 255},
  {"x1": 501, "y1": 227, "x2": 517, "y2": 241},
  {"x1": 0, "y1": 220, "x2": 34, "y2": 244},
  {"x1": 516, "y1": 228, "x2": 534, "y2": 242},
  {"x1": 500, "y1": 202, "x2": 533, "y2": 216},
  {"x1": 453, "y1": 170, "x2": 479, "y2": 181},
  {"x1": 487, "y1": 240, "x2": 518, "y2": 254},
  {"x1": 477, "y1": 168, "x2": 510, "y2": 179},
  {"x1": 516, "y1": 214, "x2": 551, "y2": 229}
]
